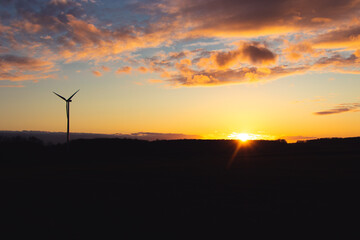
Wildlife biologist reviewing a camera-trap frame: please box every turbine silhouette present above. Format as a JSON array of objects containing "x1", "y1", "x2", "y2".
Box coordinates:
[{"x1": 53, "y1": 89, "x2": 80, "y2": 150}]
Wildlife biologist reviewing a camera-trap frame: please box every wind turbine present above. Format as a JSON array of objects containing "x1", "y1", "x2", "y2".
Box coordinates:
[{"x1": 53, "y1": 89, "x2": 80, "y2": 150}]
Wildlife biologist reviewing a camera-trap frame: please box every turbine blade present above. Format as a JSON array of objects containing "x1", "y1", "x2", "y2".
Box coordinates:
[
  {"x1": 53, "y1": 92, "x2": 67, "y2": 101},
  {"x1": 67, "y1": 89, "x2": 80, "y2": 101}
]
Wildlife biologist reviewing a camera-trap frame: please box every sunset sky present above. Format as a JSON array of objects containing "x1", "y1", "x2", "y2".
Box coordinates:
[{"x1": 1, "y1": 0, "x2": 360, "y2": 141}]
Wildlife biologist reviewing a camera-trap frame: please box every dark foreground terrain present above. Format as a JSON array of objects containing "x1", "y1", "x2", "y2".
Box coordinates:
[{"x1": 1, "y1": 137, "x2": 360, "y2": 237}]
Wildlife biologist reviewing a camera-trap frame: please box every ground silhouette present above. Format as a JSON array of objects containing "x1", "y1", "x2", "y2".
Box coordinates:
[{"x1": 1, "y1": 136, "x2": 360, "y2": 237}]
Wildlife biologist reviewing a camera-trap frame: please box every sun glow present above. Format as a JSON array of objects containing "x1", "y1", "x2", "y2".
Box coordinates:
[
  {"x1": 236, "y1": 133, "x2": 250, "y2": 142},
  {"x1": 227, "y1": 132, "x2": 261, "y2": 142}
]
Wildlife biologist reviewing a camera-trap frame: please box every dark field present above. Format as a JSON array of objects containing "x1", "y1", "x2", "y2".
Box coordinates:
[{"x1": 1, "y1": 137, "x2": 360, "y2": 237}]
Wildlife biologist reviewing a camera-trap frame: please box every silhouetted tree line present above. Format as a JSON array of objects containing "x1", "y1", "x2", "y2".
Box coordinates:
[{"x1": 1, "y1": 136, "x2": 359, "y2": 166}]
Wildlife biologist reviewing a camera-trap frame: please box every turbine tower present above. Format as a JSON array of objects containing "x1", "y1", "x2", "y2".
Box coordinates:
[{"x1": 53, "y1": 89, "x2": 80, "y2": 150}]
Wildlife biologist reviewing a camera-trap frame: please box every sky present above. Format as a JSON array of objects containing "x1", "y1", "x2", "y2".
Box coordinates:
[{"x1": 1, "y1": 0, "x2": 360, "y2": 142}]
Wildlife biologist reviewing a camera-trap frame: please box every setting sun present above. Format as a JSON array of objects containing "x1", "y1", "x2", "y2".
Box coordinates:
[
  {"x1": 236, "y1": 133, "x2": 250, "y2": 142},
  {"x1": 228, "y1": 132, "x2": 256, "y2": 142}
]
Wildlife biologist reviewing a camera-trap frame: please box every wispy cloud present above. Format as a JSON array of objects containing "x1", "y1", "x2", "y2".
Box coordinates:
[
  {"x1": 313, "y1": 25, "x2": 360, "y2": 49},
  {"x1": 0, "y1": 54, "x2": 56, "y2": 82},
  {"x1": 168, "y1": 65, "x2": 308, "y2": 87},
  {"x1": 0, "y1": 55, "x2": 54, "y2": 72},
  {"x1": 314, "y1": 103, "x2": 360, "y2": 115},
  {"x1": 147, "y1": 79, "x2": 163, "y2": 84},
  {"x1": 0, "y1": 84, "x2": 24, "y2": 88}
]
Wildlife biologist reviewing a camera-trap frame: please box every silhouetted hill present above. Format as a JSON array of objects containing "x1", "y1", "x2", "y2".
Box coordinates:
[
  {"x1": 2, "y1": 135, "x2": 359, "y2": 164},
  {"x1": 1, "y1": 136, "x2": 360, "y2": 237},
  {"x1": 0, "y1": 130, "x2": 199, "y2": 144}
]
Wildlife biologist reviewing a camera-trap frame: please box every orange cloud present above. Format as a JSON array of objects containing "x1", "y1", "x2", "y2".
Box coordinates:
[
  {"x1": 0, "y1": 55, "x2": 54, "y2": 72},
  {"x1": 92, "y1": 70, "x2": 102, "y2": 77},
  {"x1": 196, "y1": 42, "x2": 276, "y2": 70},
  {"x1": 313, "y1": 25, "x2": 360, "y2": 50},
  {"x1": 312, "y1": 54, "x2": 359, "y2": 70},
  {"x1": 0, "y1": 72, "x2": 55, "y2": 82},
  {"x1": 0, "y1": 54, "x2": 56, "y2": 82},
  {"x1": 241, "y1": 42, "x2": 277, "y2": 65},
  {"x1": 12, "y1": 20, "x2": 42, "y2": 33},
  {"x1": 179, "y1": 59, "x2": 192, "y2": 66},
  {"x1": 116, "y1": 66, "x2": 132, "y2": 74},
  {"x1": 57, "y1": 14, "x2": 183, "y2": 63},
  {"x1": 213, "y1": 49, "x2": 241, "y2": 68},
  {"x1": 148, "y1": 79, "x2": 163, "y2": 84},
  {"x1": 0, "y1": 23, "x2": 11, "y2": 33},
  {"x1": 284, "y1": 41, "x2": 320, "y2": 61},
  {"x1": 311, "y1": 17, "x2": 332, "y2": 23},
  {"x1": 101, "y1": 66, "x2": 111, "y2": 72},
  {"x1": 169, "y1": 65, "x2": 307, "y2": 87},
  {"x1": 49, "y1": 0, "x2": 69, "y2": 5},
  {"x1": 168, "y1": 51, "x2": 187, "y2": 60},
  {"x1": 137, "y1": 66, "x2": 148, "y2": 73},
  {"x1": 65, "y1": 14, "x2": 105, "y2": 45}
]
